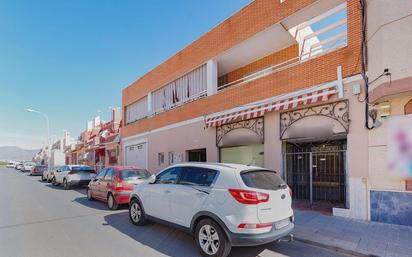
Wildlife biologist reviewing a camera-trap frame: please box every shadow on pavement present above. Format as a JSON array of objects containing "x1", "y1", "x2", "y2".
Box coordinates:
[
  {"x1": 44, "y1": 184, "x2": 87, "y2": 195},
  {"x1": 103, "y1": 211, "x2": 274, "y2": 257},
  {"x1": 72, "y1": 196, "x2": 128, "y2": 211}
]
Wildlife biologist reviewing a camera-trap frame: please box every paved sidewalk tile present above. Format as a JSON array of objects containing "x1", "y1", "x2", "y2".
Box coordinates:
[{"x1": 293, "y1": 209, "x2": 412, "y2": 257}]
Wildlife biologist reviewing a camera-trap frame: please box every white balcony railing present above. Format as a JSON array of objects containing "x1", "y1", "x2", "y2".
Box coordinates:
[{"x1": 218, "y1": 2, "x2": 348, "y2": 91}]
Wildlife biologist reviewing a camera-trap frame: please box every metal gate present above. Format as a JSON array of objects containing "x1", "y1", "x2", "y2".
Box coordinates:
[{"x1": 283, "y1": 141, "x2": 347, "y2": 208}]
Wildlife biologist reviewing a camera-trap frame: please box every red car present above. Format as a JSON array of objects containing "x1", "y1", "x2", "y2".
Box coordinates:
[{"x1": 86, "y1": 166, "x2": 151, "y2": 210}]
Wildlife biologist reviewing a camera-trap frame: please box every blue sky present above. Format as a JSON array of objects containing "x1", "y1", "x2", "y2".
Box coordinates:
[{"x1": 0, "y1": 0, "x2": 251, "y2": 149}]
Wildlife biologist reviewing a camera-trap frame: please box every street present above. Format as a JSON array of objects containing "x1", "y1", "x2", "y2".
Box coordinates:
[{"x1": 0, "y1": 167, "x2": 351, "y2": 257}]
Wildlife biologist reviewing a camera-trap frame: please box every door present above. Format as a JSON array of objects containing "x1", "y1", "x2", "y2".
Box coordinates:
[
  {"x1": 91, "y1": 168, "x2": 107, "y2": 200},
  {"x1": 241, "y1": 170, "x2": 292, "y2": 224},
  {"x1": 125, "y1": 143, "x2": 147, "y2": 168},
  {"x1": 145, "y1": 167, "x2": 182, "y2": 222},
  {"x1": 284, "y1": 140, "x2": 347, "y2": 209},
  {"x1": 101, "y1": 168, "x2": 115, "y2": 199},
  {"x1": 170, "y1": 166, "x2": 217, "y2": 227},
  {"x1": 187, "y1": 149, "x2": 207, "y2": 162},
  {"x1": 220, "y1": 144, "x2": 264, "y2": 167}
]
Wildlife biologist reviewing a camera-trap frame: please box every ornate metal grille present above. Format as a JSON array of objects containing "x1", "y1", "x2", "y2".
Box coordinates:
[
  {"x1": 216, "y1": 117, "x2": 264, "y2": 147},
  {"x1": 280, "y1": 100, "x2": 349, "y2": 139}
]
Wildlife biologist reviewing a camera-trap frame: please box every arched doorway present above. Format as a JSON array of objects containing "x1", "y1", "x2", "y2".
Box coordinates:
[
  {"x1": 217, "y1": 118, "x2": 264, "y2": 167},
  {"x1": 280, "y1": 101, "x2": 350, "y2": 210}
]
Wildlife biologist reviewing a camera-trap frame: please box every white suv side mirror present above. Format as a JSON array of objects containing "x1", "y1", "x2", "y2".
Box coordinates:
[{"x1": 148, "y1": 174, "x2": 156, "y2": 184}]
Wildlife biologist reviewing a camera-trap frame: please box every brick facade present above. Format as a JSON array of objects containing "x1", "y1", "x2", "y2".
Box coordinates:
[{"x1": 122, "y1": 0, "x2": 362, "y2": 138}]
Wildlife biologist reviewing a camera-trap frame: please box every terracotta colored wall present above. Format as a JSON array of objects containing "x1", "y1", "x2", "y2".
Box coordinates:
[
  {"x1": 225, "y1": 44, "x2": 299, "y2": 83},
  {"x1": 122, "y1": 0, "x2": 320, "y2": 106},
  {"x1": 122, "y1": 0, "x2": 362, "y2": 138}
]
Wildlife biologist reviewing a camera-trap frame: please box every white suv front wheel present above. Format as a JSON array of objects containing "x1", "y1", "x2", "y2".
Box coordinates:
[{"x1": 195, "y1": 219, "x2": 231, "y2": 257}]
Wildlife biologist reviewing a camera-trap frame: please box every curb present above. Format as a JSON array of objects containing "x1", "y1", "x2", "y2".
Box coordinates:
[{"x1": 293, "y1": 236, "x2": 378, "y2": 257}]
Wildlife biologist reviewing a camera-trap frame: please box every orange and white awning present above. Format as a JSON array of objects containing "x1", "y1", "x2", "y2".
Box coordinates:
[{"x1": 205, "y1": 84, "x2": 338, "y2": 128}]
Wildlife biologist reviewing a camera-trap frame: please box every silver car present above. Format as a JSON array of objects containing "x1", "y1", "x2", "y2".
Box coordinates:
[
  {"x1": 22, "y1": 162, "x2": 36, "y2": 172},
  {"x1": 52, "y1": 165, "x2": 96, "y2": 190},
  {"x1": 42, "y1": 166, "x2": 60, "y2": 182}
]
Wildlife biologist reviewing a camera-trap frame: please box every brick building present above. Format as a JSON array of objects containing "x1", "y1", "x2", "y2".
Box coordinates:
[{"x1": 121, "y1": 0, "x2": 371, "y2": 220}]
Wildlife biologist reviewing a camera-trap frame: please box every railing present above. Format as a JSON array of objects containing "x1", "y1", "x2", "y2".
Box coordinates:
[{"x1": 218, "y1": 2, "x2": 348, "y2": 91}]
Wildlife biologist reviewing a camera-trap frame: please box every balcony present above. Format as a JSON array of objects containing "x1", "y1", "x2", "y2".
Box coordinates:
[
  {"x1": 217, "y1": 0, "x2": 347, "y2": 91},
  {"x1": 124, "y1": 0, "x2": 349, "y2": 127}
]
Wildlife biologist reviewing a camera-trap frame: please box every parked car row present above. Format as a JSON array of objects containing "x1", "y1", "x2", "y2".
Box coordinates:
[
  {"x1": 22, "y1": 162, "x2": 294, "y2": 257},
  {"x1": 11, "y1": 161, "x2": 37, "y2": 173}
]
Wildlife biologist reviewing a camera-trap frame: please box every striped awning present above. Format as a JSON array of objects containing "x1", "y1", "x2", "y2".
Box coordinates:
[{"x1": 205, "y1": 85, "x2": 337, "y2": 128}]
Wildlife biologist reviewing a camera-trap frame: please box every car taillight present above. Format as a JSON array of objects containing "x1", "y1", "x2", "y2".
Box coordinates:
[
  {"x1": 289, "y1": 187, "x2": 292, "y2": 197},
  {"x1": 115, "y1": 177, "x2": 124, "y2": 190},
  {"x1": 228, "y1": 189, "x2": 269, "y2": 204},
  {"x1": 238, "y1": 223, "x2": 273, "y2": 229}
]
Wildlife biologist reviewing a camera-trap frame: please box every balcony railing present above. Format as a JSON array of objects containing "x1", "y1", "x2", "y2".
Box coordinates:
[{"x1": 218, "y1": 2, "x2": 347, "y2": 91}]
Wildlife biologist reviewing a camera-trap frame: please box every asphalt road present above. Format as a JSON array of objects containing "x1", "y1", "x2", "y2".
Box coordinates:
[{"x1": 0, "y1": 167, "x2": 351, "y2": 257}]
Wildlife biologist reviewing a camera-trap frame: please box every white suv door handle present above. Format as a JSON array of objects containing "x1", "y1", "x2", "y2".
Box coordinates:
[{"x1": 164, "y1": 190, "x2": 171, "y2": 194}]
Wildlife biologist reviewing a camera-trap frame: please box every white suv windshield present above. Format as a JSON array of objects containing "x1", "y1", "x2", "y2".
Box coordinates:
[{"x1": 241, "y1": 170, "x2": 286, "y2": 191}]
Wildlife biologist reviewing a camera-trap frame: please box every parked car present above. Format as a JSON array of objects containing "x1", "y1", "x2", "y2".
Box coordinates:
[
  {"x1": 128, "y1": 163, "x2": 294, "y2": 257},
  {"x1": 6, "y1": 161, "x2": 15, "y2": 168},
  {"x1": 22, "y1": 162, "x2": 36, "y2": 172},
  {"x1": 42, "y1": 166, "x2": 60, "y2": 182},
  {"x1": 15, "y1": 162, "x2": 24, "y2": 171},
  {"x1": 86, "y1": 166, "x2": 150, "y2": 210},
  {"x1": 52, "y1": 165, "x2": 96, "y2": 190},
  {"x1": 30, "y1": 165, "x2": 47, "y2": 176}
]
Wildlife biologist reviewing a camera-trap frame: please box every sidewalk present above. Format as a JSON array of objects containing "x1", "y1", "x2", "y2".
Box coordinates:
[{"x1": 293, "y1": 210, "x2": 412, "y2": 257}]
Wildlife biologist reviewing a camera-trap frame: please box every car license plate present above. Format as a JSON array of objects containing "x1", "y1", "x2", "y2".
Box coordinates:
[{"x1": 274, "y1": 218, "x2": 290, "y2": 230}]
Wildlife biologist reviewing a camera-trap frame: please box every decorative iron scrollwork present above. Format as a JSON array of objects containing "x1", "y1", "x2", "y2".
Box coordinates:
[
  {"x1": 280, "y1": 100, "x2": 349, "y2": 139},
  {"x1": 216, "y1": 117, "x2": 264, "y2": 146}
]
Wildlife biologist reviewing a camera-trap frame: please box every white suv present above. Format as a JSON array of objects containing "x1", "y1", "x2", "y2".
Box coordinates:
[{"x1": 128, "y1": 163, "x2": 294, "y2": 257}]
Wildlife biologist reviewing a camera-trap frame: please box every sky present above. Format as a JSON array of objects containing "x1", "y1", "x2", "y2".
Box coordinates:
[{"x1": 0, "y1": 0, "x2": 251, "y2": 149}]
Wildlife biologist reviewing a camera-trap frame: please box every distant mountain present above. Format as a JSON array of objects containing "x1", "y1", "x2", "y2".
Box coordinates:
[{"x1": 0, "y1": 146, "x2": 39, "y2": 162}]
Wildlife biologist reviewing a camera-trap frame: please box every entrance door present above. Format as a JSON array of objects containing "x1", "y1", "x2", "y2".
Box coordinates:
[
  {"x1": 220, "y1": 144, "x2": 264, "y2": 167},
  {"x1": 187, "y1": 148, "x2": 207, "y2": 162},
  {"x1": 125, "y1": 143, "x2": 147, "y2": 168},
  {"x1": 284, "y1": 140, "x2": 346, "y2": 209}
]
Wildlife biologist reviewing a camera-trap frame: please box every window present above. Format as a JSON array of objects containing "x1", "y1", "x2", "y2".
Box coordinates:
[
  {"x1": 158, "y1": 152, "x2": 165, "y2": 165},
  {"x1": 241, "y1": 170, "x2": 286, "y2": 191},
  {"x1": 187, "y1": 148, "x2": 207, "y2": 162},
  {"x1": 179, "y1": 167, "x2": 218, "y2": 187},
  {"x1": 168, "y1": 152, "x2": 183, "y2": 165},
  {"x1": 151, "y1": 64, "x2": 207, "y2": 114},
  {"x1": 96, "y1": 169, "x2": 107, "y2": 179},
  {"x1": 71, "y1": 166, "x2": 94, "y2": 172},
  {"x1": 120, "y1": 169, "x2": 150, "y2": 181},
  {"x1": 155, "y1": 168, "x2": 182, "y2": 184},
  {"x1": 104, "y1": 168, "x2": 115, "y2": 181},
  {"x1": 126, "y1": 96, "x2": 148, "y2": 125}
]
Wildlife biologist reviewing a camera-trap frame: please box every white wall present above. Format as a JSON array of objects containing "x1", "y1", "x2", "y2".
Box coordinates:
[{"x1": 367, "y1": 0, "x2": 412, "y2": 89}]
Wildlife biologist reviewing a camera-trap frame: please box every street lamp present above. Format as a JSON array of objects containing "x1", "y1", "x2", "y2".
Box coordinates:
[{"x1": 26, "y1": 108, "x2": 51, "y2": 170}]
